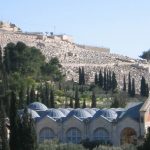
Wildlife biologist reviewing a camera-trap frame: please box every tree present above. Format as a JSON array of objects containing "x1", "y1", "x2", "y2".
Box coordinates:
[
  {"x1": 50, "y1": 89, "x2": 55, "y2": 108},
  {"x1": 131, "y1": 78, "x2": 135, "y2": 97},
  {"x1": 30, "y1": 86, "x2": 35, "y2": 103},
  {"x1": 128, "y1": 72, "x2": 132, "y2": 95},
  {"x1": 69, "y1": 97, "x2": 73, "y2": 108},
  {"x1": 79, "y1": 67, "x2": 82, "y2": 85},
  {"x1": 123, "y1": 75, "x2": 126, "y2": 91},
  {"x1": 81, "y1": 67, "x2": 85, "y2": 85},
  {"x1": 140, "y1": 49, "x2": 150, "y2": 61},
  {"x1": 91, "y1": 91, "x2": 96, "y2": 108},
  {"x1": 140, "y1": 76, "x2": 148, "y2": 97},
  {"x1": 112, "y1": 72, "x2": 117, "y2": 92},
  {"x1": 74, "y1": 86, "x2": 80, "y2": 108},
  {"x1": 82, "y1": 99, "x2": 86, "y2": 108},
  {"x1": 0, "y1": 102, "x2": 10, "y2": 150},
  {"x1": 146, "y1": 83, "x2": 149, "y2": 97},
  {"x1": 9, "y1": 91, "x2": 20, "y2": 150},
  {"x1": 21, "y1": 107, "x2": 37, "y2": 150},
  {"x1": 103, "y1": 68, "x2": 107, "y2": 91},
  {"x1": 98, "y1": 69, "x2": 103, "y2": 88},
  {"x1": 94, "y1": 73, "x2": 98, "y2": 85}
]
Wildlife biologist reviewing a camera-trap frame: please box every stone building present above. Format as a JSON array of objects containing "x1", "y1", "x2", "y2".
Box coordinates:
[{"x1": 26, "y1": 98, "x2": 150, "y2": 146}]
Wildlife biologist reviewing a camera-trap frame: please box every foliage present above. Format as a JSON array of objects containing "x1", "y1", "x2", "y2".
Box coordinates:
[{"x1": 140, "y1": 49, "x2": 150, "y2": 61}]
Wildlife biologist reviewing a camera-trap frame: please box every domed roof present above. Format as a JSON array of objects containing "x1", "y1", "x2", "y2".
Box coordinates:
[
  {"x1": 46, "y1": 108, "x2": 65, "y2": 119},
  {"x1": 67, "y1": 108, "x2": 92, "y2": 119},
  {"x1": 18, "y1": 108, "x2": 40, "y2": 119},
  {"x1": 58, "y1": 108, "x2": 70, "y2": 116},
  {"x1": 92, "y1": 108, "x2": 100, "y2": 111},
  {"x1": 84, "y1": 108, "x2": 96, "y2": 116},
  {"x1": 93, "y1": 109, "x2": 118, "y2": 120},
  {"x1": 66, "y1": 108, "x2": 74, "y2": 111},
  {"x1": 28, "y1": 102, "x2": 48, "y2": 111}
]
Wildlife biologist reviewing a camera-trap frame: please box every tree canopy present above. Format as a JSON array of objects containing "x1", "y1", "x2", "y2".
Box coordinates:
[{"x1": 140, "y1": 49, "x2": 150, "y2": 61}]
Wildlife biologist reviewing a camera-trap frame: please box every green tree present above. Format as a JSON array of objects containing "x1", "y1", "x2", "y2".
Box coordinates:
[
  {"x1": 123, "y1": 75, "x2": 126, "y2": 91},
  {"x1": 21, "y1": 107, "x2": 37, "y2": 150},
  {"x1": 0, "y1": 102, "x2": 10, "y2": 150},
  {"x1": 140, "y1": 76, "x2": 147, "y2": 97},
  {"x1": 94, "y1": 73, "x2": 98, "y2": 85},
  {"x1": 128, "y1": 72, "x2": 131, "y2": 95},
  {"x1": 74, "y1": 86, "x2": 80, "y2": 108},
  {"x1": 50, "y1": 89, "x2": 55, "y2": 108},
  {"x1": 98, "y1": 69, "x2": 103, "y2": 88},
  {"x1": 91, "y1": 91, "x2": 96, "y2": 108},
  {"x1": 82, "y1": 99, "x2": 86, "y2": 108},
  {"x1": 9, "y1": 91, "x2": 20, "y2": 150},
  {"x1": 69, "y1": 97, "x2": 73, "y2": 108},
  {"x1": 131, "y1": 78, "x2": 135, "y2": 97},
  {"x1": 112, "y1": 72, "x2": 117, "y2": 92},
  {"x1": 140, "y1": 49, "x2": 150, "y2": 61},
  {"x1": 30, "y1": 86, "x2": 35, "y2": 103}
]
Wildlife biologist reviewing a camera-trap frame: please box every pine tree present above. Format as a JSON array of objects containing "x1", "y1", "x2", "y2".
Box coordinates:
[
  {"x1": 112, "y1": 72, "x2": 117, "y2": 92},
  {"x1": 131, "y1": 78, "x2": 135, "y2": 97},
  {"x1": 94, "y1": 73, "x2": 98, "y2": 85},
  {"x1": 98, "y1": 69, "x2": 103, "y2": 88},
  {"x1": 9, "y1": 91, "x2": 20, "y2": 150},
  {"x1": 128, "y1": 72, "x2": 132, "y2": 95},
  {"x1": 74, "y1": 86, "x2": 80, "y2": 108},
  {"x1": 50, "y1": 89, "x2": 55, "y2": 108},
  {"x1": 123, "y1": 75, "x2": 126, "y2": 91},
  {"x1": 82, "y1": 99, "x2": 86, "y2": 108},
  {"x1": 91, "y1": 91, "x2": 96, "y2": 108}
]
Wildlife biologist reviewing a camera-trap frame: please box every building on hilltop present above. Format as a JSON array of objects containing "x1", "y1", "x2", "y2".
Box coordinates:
[{"x1": 22, "y1": 99, "x2": 150, "y2": 146}]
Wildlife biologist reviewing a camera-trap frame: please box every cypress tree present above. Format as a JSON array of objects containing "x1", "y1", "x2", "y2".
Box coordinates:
[
  {"x1": 140, "y1": 76, "x2": 147, "y2": 97},
  {"x1": 82, "y1": 99, "x2": 86, "y2": 108},
  {"x1": 69, "y1": 97, "x2": 73, "y2": 108},
  {"x1": 123, "y1": 75, "x2": 126, "y2": 91},
  {"x1": 9, "y1": 91, "x2": 20, "y2": 150},
  {"x1": 112, "y1": 72, "x2": 117, "y2": 92},
  {"x1": 94, "y1": 73, "x2": 98, "y2": 85},
  {"x1": 26, "y1": 87, "x2": 30, "y2": 105},
  {"x1": 128, "y1": 72, "x2": 132, "y2": 95},
  {"x1": 79, "y1": 67, "x2": 82, "y2": 85},
  {"x1": 30, "y1": 86, "x2": 35, "y2": 103},
  {"x1": 0, "y1": 102, "x2": 10, "y2": 150},
  {"x1": 103, "y1": 68, "x2": 107, "y2": 91},
  {"x1": 146, "y1": 83, "x2": 149, "y2": 97},
  {"x1": 19, "y1": 86, "x2": 25, "y2": 109},
  {"x1": 82, "y1": 67, "x2": 85, "y2": 85},
  {"x1": 50, "y1": 89, "x2": 55, "y2": 108},
  {"x1": 45, "y1": 82, "x2": 50, "y2": 107},
  {"x1": 74, "y1": 86, "x2": 80, "y2": 108},
  {"x1": 21, "y1": 107, "x2": 37, "y2": 150},
  {"x1": 91, "y1": 91, "x2": 96, "y2": 108},
  {"x1": 131, "y1": 78, "x2": 135, "y2": 97},
  {"x1": 108, "y1": 70, "x2": 112, "y2": 90},
  {"x1": 98, "y1": 69, "x2": 103, "y2": 88}
]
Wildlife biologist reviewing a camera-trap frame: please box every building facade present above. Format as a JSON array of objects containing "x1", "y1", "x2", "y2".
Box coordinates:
[{"x1": 26, "y1": 98, "x2": 150, "y2": 146}]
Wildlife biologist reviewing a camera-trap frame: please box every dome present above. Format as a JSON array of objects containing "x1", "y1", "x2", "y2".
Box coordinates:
[
  {"x1": 84, "y1": 108, "x2": 96, "y2": 116},
  {"x1": 58, "y1": 108, "x2": 70, "y2": 116},
  {"x1": 67, "y1": 108, "x2": 92, "y2": 119},
  {"x1": 92, "y1": 108, "x2": 100, "y2": 111},
  {"x1": 93, "y1": 109, "x2": 118, "y2": 120},
  {"x1": 46, "y1": 108, "x2": 65, "y2": 119},
  {"x1": 28, "y1": 102, "x2": 48, "y2": 111},
  {"x1": 18, "y1": 108, "x2": 40, "y2": 119},
  {"x1": 66, "y1": 108, "x2": 74, "y2": 111}
]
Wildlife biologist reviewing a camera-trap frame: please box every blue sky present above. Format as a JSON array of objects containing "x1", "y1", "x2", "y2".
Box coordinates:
[{"x1": 0, "y1": 0, "x2": 150, "y2": 58}]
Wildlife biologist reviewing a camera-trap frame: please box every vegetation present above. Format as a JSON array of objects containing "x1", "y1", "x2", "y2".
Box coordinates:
[{"x1": 140, "y1": 49, "x2": 150, "y2": 61}]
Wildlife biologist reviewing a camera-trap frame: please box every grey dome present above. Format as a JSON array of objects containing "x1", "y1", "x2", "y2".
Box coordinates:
[
  {"x1": 28, "y1": 102, "x2": 48, "y2": 111},
  {"x1": 84, "y1": 108, "x2": 96, "y2": 116},
  {"x1": 18, "y1": 108, "x2": 40, "y2": 119},
  {"x1": 92, "y1": 108, "x2": 100, "y2": 111},
  {"x1": 46, "y1": 108, "x2": 65, "y2": 119},
  {"x1": 93, "y1": 109, "x2": 118, "y2": 120},
  {"x1": 58, "y1": 108, "x2": 70, "y2": 116},
  {"x1": 67, "y1": 108, "x2": 92, "y2": 119},
  {"x1": 66, "y1": 108, "x2": 74, "y2": 111}
]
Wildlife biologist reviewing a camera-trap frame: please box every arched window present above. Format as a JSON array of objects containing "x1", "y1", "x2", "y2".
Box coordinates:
[
  {"x1": 39, "y1": 127, "x2": 55, "y2": 142},
  {"x1": 120, "y1": 127, "x2": 137, "y2": 145},
  {"x1": 66, "y1": 128, "x2": 81, "y2": 143},
  {"x1": 93, "y1": 128, "x2": 109, "y2": 142}
]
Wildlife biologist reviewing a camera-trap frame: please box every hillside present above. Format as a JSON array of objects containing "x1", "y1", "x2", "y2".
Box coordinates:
[{"x1": 0, "y1": 22, "x2": 150, "y2": 93}]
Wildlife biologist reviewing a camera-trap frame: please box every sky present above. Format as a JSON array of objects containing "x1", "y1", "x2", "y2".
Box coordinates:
[{"x1": 0, "y1": 0, "x2": 150, "y2": 58}]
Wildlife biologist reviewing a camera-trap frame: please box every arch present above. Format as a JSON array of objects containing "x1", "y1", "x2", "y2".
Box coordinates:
[
  {"x1": 39, "y1": 127, "x2": 55, "y2": 142},
  {"x1": 66, "y1": 127, "x2": 81, "y2": 143},
  {"x1": 120, "y1": 127, "x2": 137, "y2": 145},
  {"x1": 93, "y1": 128, "x2": 110, "y2": 143}
]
